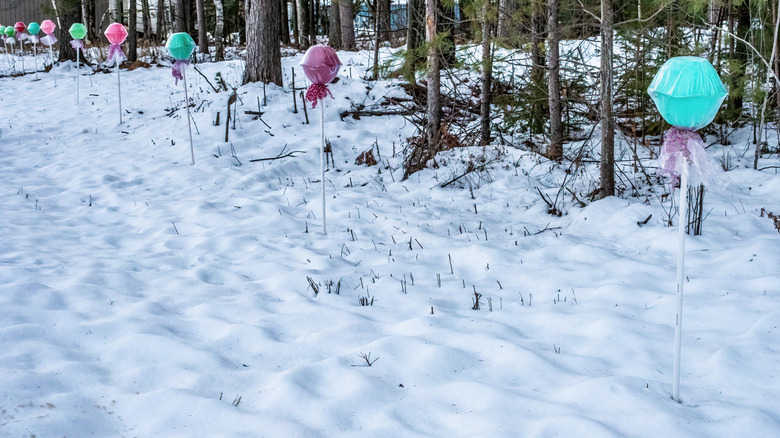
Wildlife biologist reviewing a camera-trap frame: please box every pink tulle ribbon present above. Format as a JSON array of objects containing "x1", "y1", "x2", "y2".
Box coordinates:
[
  {"x1": 305, "y1": 84, "x2": 333, "y2": 109},
  {"x1": 70, "y1": 39, "x2": 84, "y2": 50},
  {"x1": 107, "y1": 43, "x2": 126, "y2": 66},
  {"x1": 41, "y1": 34, "x2": 57, "y2": 46},
  {"x1": 657, "y1": 127, "x2": 718, "y2": 188},
  {"x1": 30, "y1": 35, "x2": 40, "y2": 44},
  {"x1": 171, "y1": 60, "x2": 189, "y2": 85}
]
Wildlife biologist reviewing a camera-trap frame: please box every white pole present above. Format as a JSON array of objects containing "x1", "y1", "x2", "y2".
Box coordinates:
[
  {"x1": 33, "y1": 42, "x2": 38, "y2": 80},
  {"x1": 19, "y1": 39, "x2": 24, "y2": 73},
  {"x1": 321, "y1": 100, "x2": 327, "y2": 235},
  {"x1": 672, "y1": 169, "x2": 688, "y2": 403},
  {"x1": 76, "y1": 49, "x2": 80, "y2": 103},
  {"x1": 116, "y1": 63, "x2": 123, "y2": 124},
  {"x1": 183, "y1": 69, "x2": 195, "y2": 165},
  {"x1": 49, "y1": 46, "x2": 57, "y2": 86}
]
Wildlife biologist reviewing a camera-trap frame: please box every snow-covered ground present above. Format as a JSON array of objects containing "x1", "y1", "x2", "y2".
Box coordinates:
[{"x1": 1, "y1": 48, "x2": 779, "y2": 437}]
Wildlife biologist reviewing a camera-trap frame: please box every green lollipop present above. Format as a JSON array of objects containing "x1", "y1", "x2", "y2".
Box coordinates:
[
  {"x1": 166, "y1": 32, "x2": 196, "y2": 61},
  {"x1": 4, "y1": 26, "x2": 14, "y2": 37},
  {"x1": 69, "y1": 23, "x2": 87, "y2": 40},
  {"x1": 0, "y1": 26, "x2": 5, "y2": 34},
  {"x1": 28, "y1": 22, "x2": 41, "y2": 35}
]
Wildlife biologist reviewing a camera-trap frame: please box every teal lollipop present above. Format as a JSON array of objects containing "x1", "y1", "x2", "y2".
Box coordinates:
[
  {"x1": 647, "y1": 56, "x2": 727, "y2": 130},
  {"x1": 166, "y1": 32, "x2": 196, "y2": 61},
  {"x1": 28, "y1": 22, "x2": 41, "y2": 35}
]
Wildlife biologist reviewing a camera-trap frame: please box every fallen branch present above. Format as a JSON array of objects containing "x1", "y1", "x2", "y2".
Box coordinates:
[{"x1": 249, "y1": 145, "x2": 305, "y2": 162}]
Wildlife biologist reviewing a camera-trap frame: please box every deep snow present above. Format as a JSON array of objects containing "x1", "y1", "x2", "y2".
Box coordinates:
[{"x1": 1, "y1": 47, "x2": 779, "y2": 437}]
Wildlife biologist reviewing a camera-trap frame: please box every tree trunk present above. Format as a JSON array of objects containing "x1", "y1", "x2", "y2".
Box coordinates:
[
  {"x1": 379, "y1": 0, "x2": 391, "y2": 42},
  {"x1": 244, "y1": 0, "x2": 283, "y2": 85},
  {"x1": 402, "y1": 0, "x2": 425, "y2": 74},
  {"x1": 599, "y1": 0, "x2": 615, "y2": 198},
  {"x1": 291, "y1": 0, "x2": 300, "y2": 47},
  {"x1": 114, "y1": 0, "x2": 124, "y2": 23},
  {"x1": 480, "y1": 0, "x2": 493, "y2": 146},
  {"x1": 129, "y1": 0, "x2": 138, "y2": 62},
  {"x1": 187, "y1": 0, "x2": 196, "y2": 38},
  {"x1": 372, "y1": 0, "x2": 381, "y2": 79},
  {"x1": 214, "y1": 0, "x2": 225, "y2": 60},
  {"x1": 547, "y1": 0, "x2": 562, "y2": 161},
  {"x1": 142, "y1": 0, "x2": 153, "y2": 41},
  {"x1": 497, "y1": 0, "x2": 516, "y2": 43},
  {"x1": 281, "y1": 0, "x2": 291, "y2": 45},
  {"x1": 173, "y1": 0, "x2": 187, "y2": 33},
  {"x1": 195, "y1": 0, "x2": 209, "y2": 55},
  {"x1": 530, "y1": 0, "x2": 545, "y2": 135},
  {"x1": 156, "y1": 0, "x2": 166, "y2": 42},
  {"x1": 426, "y1": 0, "x2": 441, "y2": 152},
  {"x1": 339, "y1": 0, "x2": 355, "y2": 50},
  {"x1": 328, "y1": 0, "x2": 342, "y2": 49},
  {"x1": 297, "y1": 0, "x2": 311, "y2": 47},
  {"x1": 58, "y1": 0, "x2": 85, "y2": 62}
]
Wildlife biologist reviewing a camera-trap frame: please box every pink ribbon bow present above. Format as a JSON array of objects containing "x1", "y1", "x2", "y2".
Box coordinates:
[
  {"x1": 107, "y1": 43, "x2": 126, "y2": 66},
  {"x1": 70, "y1": 39, "x2": 84, "y2": 50},
  {"x1": 171, "y1": 60, "x2": 189, "y2": 85},
  {"x1": 657, "y1": 126, "x2": 718, "y2": 188},
  {"x1": 305, "y1": 84, "x2": 334, "y2": 109}
]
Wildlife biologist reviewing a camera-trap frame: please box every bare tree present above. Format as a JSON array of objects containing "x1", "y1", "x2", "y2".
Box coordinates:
[
  {"x1": 129, "y1": 0, "x2": 138, "y2": 62},
  {"x1": 339, "y1": 0, "x2": 355, "y2": 49},
  {"x1": 297, "y1": 0, "x2": 311, "y2": 47},
  {"x1": 404, "y1": 0, "x2": 424, "y2": 73},
  {"x1": 281, "y1": 0, "x2": 291, "y2": 45},
  {"x1": 600, "y1": 0, "x2": 615, "y2": 198},
  {"x1": 480, "y1": 0, "x2": 494, "y2": 146},
  {"x1": 244, "y1": 0, "x2": 283, "y2": 85},
  {"x1": 547, "y1": 0, "x2": 562, "y2": 161},
  {"x1": 214, "y1": 0, "x2": 225, "y2": 60},
  {"x1": 425, "y1": 0, "x2": 441, "y2": 152},
  {"x1": 173, "y1": 0, "x2": 187, "y2": 33},
  {"x1": 142, "y1": 0, "x2": 153, "y2": 42},
  {"x1": 157, "y1": 0, "x2": 167, "y2": 42},
  {"x1": 196, "y1": 0, "x2": 209, "y2": 55},
  {"x1": 328, "y1": 0, "x2": 342, "y2": 49}
]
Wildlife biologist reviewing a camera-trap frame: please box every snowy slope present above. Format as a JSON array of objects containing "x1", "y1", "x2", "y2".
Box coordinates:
[{"x1": 1, "y1": 49, "x2": 779, "y2": 437}]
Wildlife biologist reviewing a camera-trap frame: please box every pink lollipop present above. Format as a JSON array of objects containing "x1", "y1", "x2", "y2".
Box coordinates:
[
  {"x1": 104, "y1": 23, "x2": 127, "y2": 66},
  {"x1": 14, "y1": 22, "x2": 26, "y2": 34},
  {"x1": 300, "y1": 44, "x2": 341, "y2": 109},
  {"x1": 40, "y1": 20, "x2": 56, "y2": 35}
]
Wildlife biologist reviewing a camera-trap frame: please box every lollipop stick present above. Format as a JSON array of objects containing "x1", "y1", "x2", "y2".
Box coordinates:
[
  {"x1": 116, "y1": 63, "x2": 123, "y2": 124},
  {"x1": 321, "y1": 99, "x2": 326, "y2": 235},
  {"x1": 19, "y1": 40, "x2": 24, "y2": 73},
  {"x1": 76, "y1": 49, "x2": 80, "y2": 103},
  {"x1": 183, "y1": 69, "x2": 195, "y2": 165},
  {"x1": 672, "y1": 169, "x2": 688, "y2": 403},
  {"x1": 33, "y1": 43, "x2": 38, "y2": 79},
  {"x1": 49, "y1": 46, "x2": 57, "y2": 86}
]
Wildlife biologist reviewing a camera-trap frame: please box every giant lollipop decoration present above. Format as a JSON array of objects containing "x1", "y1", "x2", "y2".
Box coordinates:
[
  {"x1": 647, "y1": 56, "x2": 727, "y2": 403},
  {"x1": 14, "y1": 22, "x2": 25, "y2": 73},
  {"x1": 0, "y1": 26, "x2": 8, "y2": 71},
  {"x1": 4, "y1": 26, "x2": 16, "y2": 73},
  {"x1": 104, "y1": 23, "x2": 128, "y2": 124},
  {"x1": 300, "y1": 45, "x2": 341, "y2": 235},
  {"x1": 69, "y1": 23, "x2": 87, "y2": 103},
  {"x1": 166, "y1": 32, "x2": 197, "y2": 165},
  {"x1": 40, "y1": 19, "x2": 57, "y2": 81},
  {"x1": 27, "y1": 22, "x2": 40, "y2": 79}
]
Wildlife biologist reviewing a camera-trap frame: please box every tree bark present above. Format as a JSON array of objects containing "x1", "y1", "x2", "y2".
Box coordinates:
[
  {"x1": 599, "y1": 0, "x2": 615, "y2": 198},
  {"x1": 196, "y1": 0, "x2": 209, "y2": 55},
  {"x1": 547, "y1": 0, "x2": 562, "y2": 161},
  {"x1": 214, "y1": 0, "x2": 225, "y2": 60},
  {"x1": 281, "y1": 0, "x2": 291, "y2": 45},
  {"x1": 339, "y1": 0, "x2": 356, "y2": 50},
  {"x1": 58, "y1": 0, "x2": 85, "y2": 62},
  {"x1": 297, "y1": 0, "x2": 311, "y2": 47},
  {"x1": 439, "y1": 1, "x2": 456, "y2": 65},
  {"x1": 142, "y1": 0, "x2": 153, "y2": 41},
  {"x1": 426, "y1": 0, "x2": 441, "y2": 151},
  {"x1": 530, "y1": 0, "x2": 546, "y2": 135},
  {"x1": 173, "y1": 0, "x2": 187, "y2": 33},
  {"x1": 328, "y1": 0, "x2": 342, "y2": 49},
  {"x1": 244, "y1": 0, "x2": 283, "y2": 85},
  {"x1": 379, "y1": 0, "x2": 391, "y2": 42},
  {"x1": 114, "y1": 0, "x2": 123, "y2": 24},
  {"x1": 480, "y1": 0, "x2": 493, "y2": 146},
  {"x1": 129, "y1": 0, "x2": 138, "y2": 62},
  {"x1": 156, "y1": 0, "x2": 166, "y2": 42}
]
